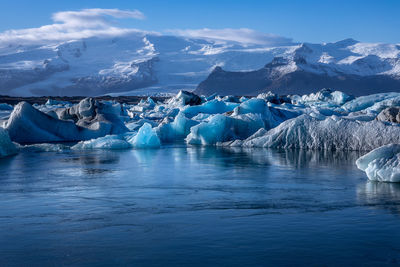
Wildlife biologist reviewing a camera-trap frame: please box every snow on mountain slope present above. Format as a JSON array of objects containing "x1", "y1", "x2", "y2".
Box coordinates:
[{"x1": 0, "y1": 33, "x2": 400, "y2": 96}]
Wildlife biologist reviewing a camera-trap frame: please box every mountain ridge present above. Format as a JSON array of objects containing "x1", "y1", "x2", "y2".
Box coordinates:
[{"x1": 1, "y1": 33, "x2": 399, "y2": 96}]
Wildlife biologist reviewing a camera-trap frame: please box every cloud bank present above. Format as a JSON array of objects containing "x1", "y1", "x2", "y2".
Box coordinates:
[
  {"x1": 0, "y1": 8, "x2": 293, "y2": 47},
  {"x1": 168, "y1": 28, "x2": 293, "y2": 46},
  {"x1": 0, "y1": 8, "x2": 148, "y2": 45}
]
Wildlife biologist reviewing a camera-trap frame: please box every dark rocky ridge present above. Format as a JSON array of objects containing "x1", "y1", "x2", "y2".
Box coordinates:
[
  {"x1": 195, "y1": 63, "x2": 400, "y2": 97},
  {"x1": 0, "y1": 95, "x2": 168, "y2": 105}
]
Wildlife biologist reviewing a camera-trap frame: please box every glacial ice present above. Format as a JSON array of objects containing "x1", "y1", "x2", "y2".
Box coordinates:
[
  {"x1": 127, "y1": 123, "x2": 160, "y2": 148},
  {"x1": 72, "y1": 123, "x2": 161, "y2": 150},
  {"x1": 186, "y1": 113, "x2": 265, "y2": 145},
  {"x1": 228, "y1": 114, "x2": 400, "y2": 151},
  {"x1": 356, "y1": 144, "x2": 400, "y2": 182},
  {"x1": 157, "y1": 112, "x2": 198, "y2": 142},
  {"x1": 45, "y1": 99, "x2": 72, "y2": 106},
  {"x1": 182, "y1": 99, "x2": 239, "y2": 118},
  {"x1": 6, "y1": 99, "x2": 128, "y2": 143},
  {"x1": 72, "y1": 135, "x2": 131, "y2": 150},
  {"x1": 0, "y1": 127, "x2": 17, "y2": 158},
  {"x1": 342, "y1": 92, "x2": 400, "y2": 112},
  {"x1": 0, "y1": 103, "x2": 13, "y2": 110},
  {"x1": 292, "y1": 89, "x2": 354, "y2": 107}
]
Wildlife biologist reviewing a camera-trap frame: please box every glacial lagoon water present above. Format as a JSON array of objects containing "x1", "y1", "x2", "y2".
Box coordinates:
[{"x1": 1, "y1": 146, "x2": 400, "y2": 266}]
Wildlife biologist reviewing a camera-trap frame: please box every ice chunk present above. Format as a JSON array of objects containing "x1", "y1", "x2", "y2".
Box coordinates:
[
  {"x1": 182, "y1": 99, "x2": 239, "y2": 118},
  {"x1": 235, "y1": 114, "x2": 400, "y2": 151},
  {"x1": 72, "y1": 135, "x2": 131, "y2": 150},
  {"x1": 5, "y1": 101, "x2": 126, "y2": 143},
  {"x1": 234, "y1": 98, "x2": 299, "y2": 129},
  {"x1": 186, "y1": 113, "x2": 264, "y2": 145},
  {"x1": 294, "y1": 89, "x2": 354, "y2": 106},
  {"x1": 342, "y1": 92, "x2": 400, "y2": 112},
  {"x1": 20, "y1": 143, "x2": 70, "y2": 152},
  {"x1": 0, "y1": 103, "x2": 13, "y2": 110},
  {"x1": 157, "y1": 112, "x2": 198, "y2": 142},
  {"x1": 167, "y1": 90, "x2": 202, "y2": 107},
  {"x1": 127, "y1": 123, "x2": 161, "y2": 148},
  {"x1": 0, "y1": 127, "x2": 17, "y2": 158},
  {"x1": 356, "y1": 144, "x2": 400, "y2": 182},
  {"x1": 45, "y1": 99, "x2": 72, "y2": 106}
]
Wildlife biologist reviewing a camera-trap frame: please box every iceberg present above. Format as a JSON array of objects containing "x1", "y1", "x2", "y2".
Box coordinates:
[
  {"x1": 0, "y1": 127, "x2": 17, "y2": 158},
  {"x1": 6, "y1": 100, "x2": 128, "y2": 143},
  {"x1": 157, "y1": 112, "x2": 198, "y2": 142},
  {"x1": 186, "y1": 113, "x2": 264, "y2": 145},
  {"x1": 45, "y1": 99, "x2": 72, "y2": 106},
  {"x1": 127, "y1": 123, "x2": 161, "y2": 148},
  {"x1": 292, "y1": 89, "x2": 354, "y2": 106},
  {"x1": 230, "y1": 114, "x2": 400, "y2": 151},
  {"x1": 342, "y1": 92, "x2": 400, "y2": 112},
  {"x1": 356, "y1": 144, "x2": 400, "y2": 182},
  {"x1": 73, "y1": 123, "x2": 161, "y2": 150},
  {"x1": 72, "y1": 135, "x2": 131, "y2": 150},
  {"x1": 182, "y1": 99, "x2": 239, "y2": 118},
  {"x1": 0, "y1": 103, "x2": 13, "y2": 110}
]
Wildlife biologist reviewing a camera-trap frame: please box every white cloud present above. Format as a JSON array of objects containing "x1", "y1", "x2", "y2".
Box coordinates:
[
  {"x1": 0, "y1": 9, "x2": 293, "y2": 48},
  {"x1": 0, "y1": 8, "x2": 148, "y2": 45},
  {"x1": 167, "y1": 28, "x2": 293, "y2": 46}
]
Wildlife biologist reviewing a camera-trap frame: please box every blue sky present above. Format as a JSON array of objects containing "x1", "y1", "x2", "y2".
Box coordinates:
[{"x1": 0, "y1": 0, "x2": 399, "y2": 44}]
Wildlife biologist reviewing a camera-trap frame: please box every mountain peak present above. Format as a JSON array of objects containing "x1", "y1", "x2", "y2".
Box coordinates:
[{"x1": 333, "y1": 38, "x2": 359, "y2": 47}]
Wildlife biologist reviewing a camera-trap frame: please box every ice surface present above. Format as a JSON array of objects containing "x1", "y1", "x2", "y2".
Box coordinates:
[
  {"x1": 292, "y1": 89, "x2": 354, "y2": 106},
  {"x1": 45, "y1": 99, "x2": 72, "y2": 106},
  {"x1": 356, "y1": 144, "x2": 400, "y2": 182},
  {"x1": 5, "y1": 101, "x2": 127, "y2": 143},
  {"x1": 227, "y1": 114, "x2": 400, "y2": 151},
  {"x1": 128, "y1": 123, "x2": 161, "y2": 148},
  {"x1": 157, "y1": 112, "x2": 198, "y2": 142},
  {"x1": 72, "y1": 135, "x2": 131, "y2": 150},
  {"x1": 186, "y1": 113, "x2": 264, "y2": 145},
  {"x1": 182, "y1": 99, "x2": 239, "y2": 118},
  {"x1": 0, "y1": 127, "x2": 17, "y2": 158},
  {"x1": 0, "y1": 103, "x2": 13, "y2": 110},
  {"x1": 342, "y1": 93, "x2": 400, "y2": 112}
]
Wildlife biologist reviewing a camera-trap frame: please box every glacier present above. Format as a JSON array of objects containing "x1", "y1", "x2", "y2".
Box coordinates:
[{"x1": 2, "y1": 33, "x2": 400, "y2": 96}]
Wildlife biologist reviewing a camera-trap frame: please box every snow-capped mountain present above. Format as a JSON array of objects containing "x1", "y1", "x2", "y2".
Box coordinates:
[
  {"x1": 195, "y1": 39, "x2": 400, "y2": 96},
  {"x1": 1, "y1": 33, "x2": 400, "y2": 96}
]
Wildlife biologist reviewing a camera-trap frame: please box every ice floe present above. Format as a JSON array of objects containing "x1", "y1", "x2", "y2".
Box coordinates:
[{"x1": 356, "y1": 144, "x2": 400, "y2": 182}]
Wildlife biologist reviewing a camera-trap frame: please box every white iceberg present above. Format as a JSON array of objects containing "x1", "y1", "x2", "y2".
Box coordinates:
[
  {"x1": 72, "y1": 135, "x2": 131, "y2": 150},
  {"x1": 229, "y1": 114, "x2": 400, "y2": 151},
  {"x1": 356, "y1": 144, "x2": 400, "y2": 182},
  {"x1": 342, "y1": 92, "x2": 400, "y2": 112}
]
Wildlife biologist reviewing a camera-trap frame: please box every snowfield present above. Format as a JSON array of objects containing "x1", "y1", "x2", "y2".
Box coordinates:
[
  {"x1": 1, "y1": 34, "x2": 400, "y2": 96},
  {"x1": 0, "y1": 88, "x2": 400, "y2": 182}
]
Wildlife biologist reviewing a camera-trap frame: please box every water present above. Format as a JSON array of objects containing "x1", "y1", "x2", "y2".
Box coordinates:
[{"x1": 1, "y1": 146, "x2": 400, "y2": 266}]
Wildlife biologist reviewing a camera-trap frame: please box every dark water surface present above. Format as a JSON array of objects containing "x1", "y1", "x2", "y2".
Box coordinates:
[{"x1": 1, "y1": 146, "x2": 400, "y2": 266}]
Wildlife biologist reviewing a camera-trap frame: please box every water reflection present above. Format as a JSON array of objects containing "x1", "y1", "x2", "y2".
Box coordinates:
[
  {"x1": 188, "y1": 146, "x2": 360, "y2": 169},
  {"x1": 357, "y1": 181, "x2": 400, "y2": 215}
]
